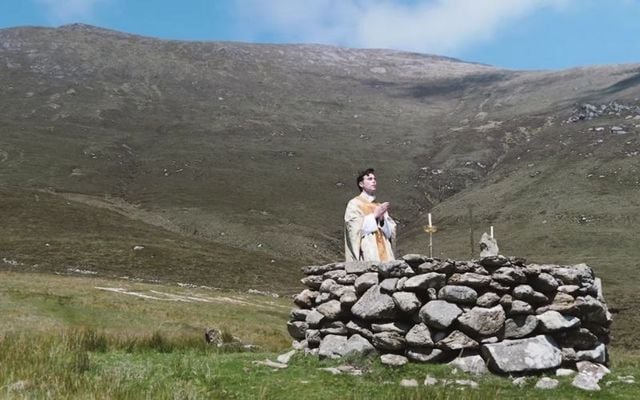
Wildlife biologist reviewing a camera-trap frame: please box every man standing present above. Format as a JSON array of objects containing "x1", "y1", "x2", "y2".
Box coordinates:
[{"x1": 344, "y1": 168, "x2": 397, "y2": 261}]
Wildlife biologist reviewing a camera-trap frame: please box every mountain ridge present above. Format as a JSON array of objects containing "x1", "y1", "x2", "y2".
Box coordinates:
[{"x1": 1, "y1": 25, "x2": 639, "y2": 303}]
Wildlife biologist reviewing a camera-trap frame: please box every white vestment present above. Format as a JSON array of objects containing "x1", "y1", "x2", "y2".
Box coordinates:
[{"x1": 344, "y1": 192, "x2": 396, "y2": 262}]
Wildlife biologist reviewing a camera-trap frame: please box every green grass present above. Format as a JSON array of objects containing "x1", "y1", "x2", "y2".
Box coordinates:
[
  {"x1": 1, "y1": 271, "x2": 639, "y2": 399},
  {"x1": 0, "y1": 188, "x2": 301, "y2": 294}
]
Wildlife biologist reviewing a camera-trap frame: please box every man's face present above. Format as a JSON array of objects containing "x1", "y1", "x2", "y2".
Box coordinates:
[{"x1": 359, "y1": 173, "x2": 377, "y2": 194}]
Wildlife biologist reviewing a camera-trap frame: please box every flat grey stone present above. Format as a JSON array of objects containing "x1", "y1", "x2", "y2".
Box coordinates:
[
  {"x1": 407, "y1": 347, "x2": 446, "y2": 363},
  {"x1": 403, "y1": 272, "x2": 447, "y2": 291},
  {"x1": 277, "y1": 350, "x2": 296, "y2": 364},
  {"x1": 371, "y1": 321, "x2": 411, "y2": 334},
  {"x1": 437, "y1": 330, "x2": 479, "y2": 350},
  {"x1": 302, "y1": 263, "x2": 343, "y2": 276},
  {"x1": 447, "y1": 272, "x2": 492, "y2": 288},
  {"x1": 576, "y1": 343, "x2": 607, "y2": 363},
  {"x1": 537, "y1": 311, "x2": 580, "y2": 332},
  {"x1": 376, "y1": 260, "x2": 415, "y2": 278},
  {"x1": 344, "y1": 261, "x2": 375, "y2": 275},
  {"x1": 576, "y1": 360, "x2": 610, "y2": 381},
  {"x1": 482, "y1": 335, "x2": 562, "y2": 373},
  {"x1": 438, "y1": 285, "x2": 478, "y2": 304}
]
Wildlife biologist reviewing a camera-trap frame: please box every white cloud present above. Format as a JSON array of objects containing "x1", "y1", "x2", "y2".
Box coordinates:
[
  {"x1": 35, "y1": 0, "x2": 109, "y2": 23},
  {"x1": 232, "y1": 0, "x2": 573, "y2": 55}
]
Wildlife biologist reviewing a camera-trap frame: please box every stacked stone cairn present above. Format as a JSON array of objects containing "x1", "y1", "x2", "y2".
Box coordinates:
[{"x1": 288, "y1": 252, "x2": 612, "y2": 376}]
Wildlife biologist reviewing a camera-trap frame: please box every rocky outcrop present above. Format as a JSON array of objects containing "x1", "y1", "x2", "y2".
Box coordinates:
[{"x1": 289, "y1": 255, "x2": 612, "y2": 376}]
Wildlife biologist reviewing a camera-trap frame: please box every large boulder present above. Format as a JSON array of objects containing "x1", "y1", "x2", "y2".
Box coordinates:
[
  {"x1": 392, "y1": 291, "x2": 422, "y2": 314},
  {"x1": 504, "y1": 315, "x2": 538, "y2": 339},
  {"x1": 419, "y1": 300, "x2": 463, "y2": 329},
  {"x1": 403, "y1": 272, "x2": 447, "y2": 291},
  {"x1": 405, "y1": 323, "x2": 434, "y2": 347},
  {"x1": 458, "y1": 305, "x2": 506, "y2": 337},
  {"x1": 342, "y1": 334, "x2": 376, "y2": 357},
  {"x1": 316, "y1": 300, "x2": 342, "y2": 320},
  {"x1": 318, "y1": 334, "x2": 347, "y2": 359},
  {"x1": 537, "y1": 311, "x2": 581, "y2": 332},
  {"x1": 438, "y1": 285, "x2": 478, "y2": 304},
  {"x1": 354, "y1": 272, "x2": 379, "y2": 295},
  {"x1": 351, "y1": 285, "x2": 397, "y2": 321},
  {"x1": 286, "y1": 321, "x2": 308, "y2": 340},
  {"x1": 482, "y1": 335, "x2": 562, "y2": 373},
  {"x1": 372, "y1": 331, "x2": 406, "y2": 352},
  {"x1": 293, "y1": 289, "x2": 318, "y2": 308}
]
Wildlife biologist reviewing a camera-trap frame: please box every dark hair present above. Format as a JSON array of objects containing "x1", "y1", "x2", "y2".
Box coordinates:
[{"x1": 356, "y1": 168, "x2": 375, "y2": 191}]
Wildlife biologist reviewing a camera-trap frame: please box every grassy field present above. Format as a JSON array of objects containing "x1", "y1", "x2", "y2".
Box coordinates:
[
  {"x1": 0, "y1": 188, "x2": 301, "y2": 294},
  {"x1": 1, "y1": 271, "x2": 638, "y2": 399}
]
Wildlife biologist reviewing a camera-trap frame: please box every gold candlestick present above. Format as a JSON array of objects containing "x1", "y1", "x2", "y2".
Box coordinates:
[{"x1": 423, "y1": 225, "x2": 438, "y2": 258}]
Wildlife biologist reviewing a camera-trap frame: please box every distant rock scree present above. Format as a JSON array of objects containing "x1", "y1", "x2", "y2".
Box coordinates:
[{"x1": 288, "y1": 255, "x2": 612, "y2": 376}]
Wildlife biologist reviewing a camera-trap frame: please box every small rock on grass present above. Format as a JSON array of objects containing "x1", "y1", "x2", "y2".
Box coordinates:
[
  {"x1": 535, "y1": 377, "x2": 559, "y2": 390},
  {"x1": 381, "y1": 354, "x2": 408, "y2": 366},
  {"x1": 556, "y1": 368, "x2": 576, "y2": 377},
  {"x1": 424, "y1": 375, "x2": 438, "y2": 386},
  {"x1": 276, "y1": 349, "x2": 296, "y2": 364},
  {"x1": 253, "y1": 359, "x2": 288, "y2": 369},
  {"x1": 512, "y1": 377, "x2": 528, "y2": 387},
  {"x1": 400, "y1": 379, "x2": 419, "y2": 387},
  {"x1": 455, "y1": 379, "x2": 479, "y2": 389},
  {"x1": 572, "y1": 372, "x2": 600, "y2": 391},
  {"x1": 318, "y1": 365, "x2": 363, "y2": 376}
]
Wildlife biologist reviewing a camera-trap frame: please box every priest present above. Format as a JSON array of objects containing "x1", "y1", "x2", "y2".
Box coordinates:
[{"x1": 344, "y1": 168, "x2": 397, "y2": 261}]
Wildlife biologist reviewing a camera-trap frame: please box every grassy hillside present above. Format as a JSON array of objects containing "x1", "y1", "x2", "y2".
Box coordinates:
[
  {"x1": 1, "y1": 271, "x2": 639, "y2": 399},
  {"x1": 0, "y1": 188, "x2": 300, "y2": 293},
  {"x1": 1, "y1": 24, "x2": 640, "y2": 345}
]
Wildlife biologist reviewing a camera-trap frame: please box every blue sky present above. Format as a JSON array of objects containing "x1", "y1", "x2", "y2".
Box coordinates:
[{"x1": 1, "y1": 0, "x2": 639, "y2": 70}]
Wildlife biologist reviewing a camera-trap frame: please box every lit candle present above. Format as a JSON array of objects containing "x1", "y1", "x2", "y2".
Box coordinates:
[
  {"x1": 428, "y1": 213, "x2": 432, "y2": 227},
  {"x1": 490, "y1": 226, "x2": 494, "y2": 239}
]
